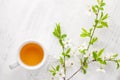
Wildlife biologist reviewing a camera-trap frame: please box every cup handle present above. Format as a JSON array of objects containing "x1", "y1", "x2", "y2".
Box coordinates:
[{"x1": 9, "y1": 62, "x2": 19, "y2": 70}]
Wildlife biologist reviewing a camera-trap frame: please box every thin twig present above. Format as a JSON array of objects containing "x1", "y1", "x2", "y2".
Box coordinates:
[
  {"x1": 63, "y1": 48, "x2": 66, "y2": 80},
  {"x1": 61, "y1": 39, "x2": 66, "y2": 80},
  {"x1": 67, "y1": 67, "x2": 82, "y2": 80}
]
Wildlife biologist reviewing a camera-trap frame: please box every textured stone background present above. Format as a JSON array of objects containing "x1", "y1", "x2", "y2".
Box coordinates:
[{"x1": 0, "y1": 0, "x2": 120, "y2": 80}]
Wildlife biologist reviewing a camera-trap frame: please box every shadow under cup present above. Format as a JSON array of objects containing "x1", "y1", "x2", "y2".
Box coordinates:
[{"x1": 19, "y1": 42, "x2": 46, "y2": 70}]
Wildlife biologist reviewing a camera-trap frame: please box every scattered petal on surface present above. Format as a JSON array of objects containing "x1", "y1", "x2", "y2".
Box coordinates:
[
  {"x1": 66, "y1": 59, "x2": 74, "y2": 67},
  {"x1": 56, "y1": 69, "x2": 65, "y2": 79},
  {"x1": 63, "y1": 38, "x2": 72, "y2": 49}
]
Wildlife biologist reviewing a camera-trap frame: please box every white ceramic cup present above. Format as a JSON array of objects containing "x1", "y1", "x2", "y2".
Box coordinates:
[{"x1": 9, "y1": 41, "x2": 47, "y2": 70}]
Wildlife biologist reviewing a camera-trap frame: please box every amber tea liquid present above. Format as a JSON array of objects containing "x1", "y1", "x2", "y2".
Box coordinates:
[{"x1": 20, "y1": 42, "x2": 44, "y2": 66}]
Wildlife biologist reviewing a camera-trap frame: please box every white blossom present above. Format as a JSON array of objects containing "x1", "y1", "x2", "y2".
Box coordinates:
[
  {"x1": 86, "y1": 5, "x2": 92, "y2": 16},
  {"x1": 83, "y1": 54, "x2": 89, "y2": 57},
  {"x1": 78, "y1": 43, "x2": 87, "y2": 50},
  {"x1": 70, "y1": 48, "x2": 80, "y2": 57},
  {"x1": 70, "y1": 50, "x2": 76, "y2": 57},
  {"x1": 63, "y1": 38, "x2": 72, "y2": 49},
  {"x1": 78, "y1": 43, "x2": 87, "y2": 54},
  {"x1": 69, "y1": 43, "x2": 89, "y2": 57},
  {"x1": 66, "y1": 60, "x2": 74, "y2": 67},
  {"x1": 56, "y1": 69, "x2": 65, "y2": 80},
  {"x1": 88, "y1": 10, "x2": 92, "y2": 16},
  {"x1": 96, "y1": 68, "x2": 106, "y2": 73}
]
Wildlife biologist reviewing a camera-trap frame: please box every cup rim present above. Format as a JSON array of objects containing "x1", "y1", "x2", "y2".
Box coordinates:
[{"x1": 18, "y1": 41, "x2": 47, "y2": 70}]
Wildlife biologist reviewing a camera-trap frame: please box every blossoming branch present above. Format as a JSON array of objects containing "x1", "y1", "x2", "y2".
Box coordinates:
[{"x1": 49, "y1": 0, "x2": 120, "y2": 80}]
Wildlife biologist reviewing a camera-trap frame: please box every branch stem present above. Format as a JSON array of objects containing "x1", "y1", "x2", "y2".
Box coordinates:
[
  {"x1": 87, "y1": 10, "x2": 99, "y2": 51},
  {"x1": 61, "y1": 39, "x2": 66, "y2": 80},
  {"x1": 67, "y1": 8, "x2": 100, "y2": 80}
]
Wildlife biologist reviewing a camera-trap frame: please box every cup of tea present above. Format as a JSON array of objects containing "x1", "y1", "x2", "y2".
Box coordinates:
[{"x1": 9, "y1": 41, "x2": 47, "y2": 70}]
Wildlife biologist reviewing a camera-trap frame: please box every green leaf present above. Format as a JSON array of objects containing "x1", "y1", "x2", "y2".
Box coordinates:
[
  {"x1": 49, "y1": 69, "x2": 55, "y2": 73},
  {"x1": 100, "y1": 2, "x2": 106, "y2": 7},
  {"x1": 99, "y1": 7, "x2": 104, "y2": 10},
  {"x1": 52, "y1": 72, "x2": 56, "y2": 76},
  {"x1": 80, "y1": 33, "x2": 90, "y2": 38},
  {"x1": 92, "y1": 51, "x2": 97, "y2": 59},
  {"x1": 81, "y1": 28, "x2": 88, "y2": 33},
  {"x1": 63, "y1": 48, "x2": 71, "y2": 58},
  {"x1": 100, "y1": 12, "x2": 104, "y2": 19},
  {"x1": 53, "y1": 31, "x2": 60, "y2": 38},
  {"x1": 84, "y1": 57, "x2": 89, "y2": 61},
  {"x1": 102, "y1": 60, "x2": 106, "y2": 64},
  {"x1": 56, "y1": 65, "x2": 60, "y2": 71},
  {"x1": 97, "y1": 58, "x2": 102, "y2": 61},
  {"x1": 92, "y1": 6, "x2": 97, "y2": 14},
  {"x1": 90, "y1": 37, "x2": 98, "y2": 45},
  {"x1": 117, "y1": 59, "x2": 120, "y2": 62},
  {"x1": 62, "y1": 48, "x2": 71, "y2": 58},
  {"x1": 95, "y1": 19, "x2": 99, "y2": 24},
  {"x1": 66, "y1": 55, "x2": 71, "y2": 58},
  {"x1": 80, "y1": 28, "x2": 92, "y2": 37},
  {"x1": 80, "y1": 59, "x2": 83, "y2": 65},
  {"x1": 97, "y1": 25, "x2": 104, "y2": 28},
  {"x1": 112, "y1": 54, "x2": 118, "y2": 58},
  {"x1": 89, "y1": 28, "x2": 93, "y2": 35},
  {"x1": 82, "y1": 68, "x2": 87, "y2": 74},
  {"x1": 56, "y1": 23, "x2": 61, "y2": 35},
  {"x1": 80, "y1": 28, "x2": 91, "y2": 38},
  {"x1": 66, "y1": 48, "x2": 71, "y2": 54},
  {"x1": 62, "y1": 52, "x2": 66, "y2": 56},
  {"x1": 79, "y1": 49, "x2": 87, "y2": 54},
  {"x1": 59, "y1": 39, "x2": 64, "y2": 47},
  {"x1": 83, "y1": 57, "x2": 88, "y2": 69},
  {"x1": 102, "y1": 14, "x2": 108, "y2": 20},
  {"x1": 97, "y1": 48, "x2": 104, "y2": 57},
  {"x1": 97, "y1": 58, "x2": 106, "y2": 65},
  {"x1": 53, "y1": 24, "x2": 61, "y2": 38},
  {"x1": 61, "y1": 34, "x2": 67, "y2": 39},
  {"x1": 84, "y1": 64, "x2": 88, "y2": 69},
  {"x1": 83, "y1": 63, "x2": 88, "y2": 69},
  {"x1": 101, "y1": 60, "x2": 107, "y2": 65},
  {"x1": 60, "y1": 57, "x2": 64, "y2": 64},
  {"x1": 101, "y1": 21, "x2": 108, "y2": 27},
  {"x1": 116, "y1": 61, "x2": 120, "y2": 69},
  {"x1": 95, "y1": 5, "x2": 99, "y2": 9}
]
